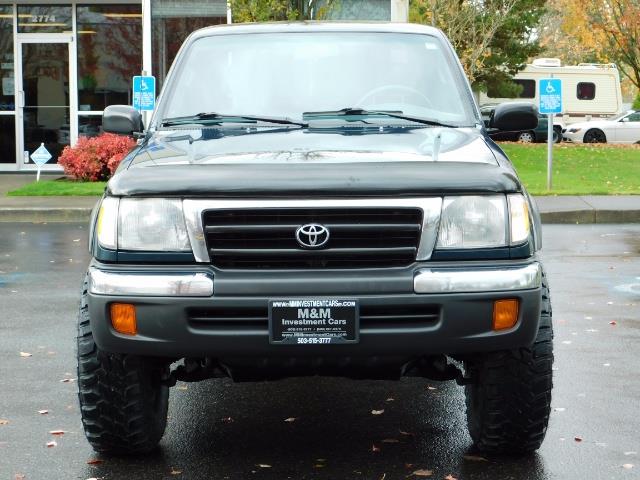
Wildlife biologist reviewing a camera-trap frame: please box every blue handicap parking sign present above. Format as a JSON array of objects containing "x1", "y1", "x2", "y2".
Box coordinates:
[
  {"x1": 539, "y1": 78, "x2": 562, "y2": 115},
  {"x1": 133, "y1": 76, "x2": 156, "y2": 111}
]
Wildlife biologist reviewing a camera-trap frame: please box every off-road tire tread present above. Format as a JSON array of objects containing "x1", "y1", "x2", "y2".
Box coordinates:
[
  {"x1": 77, "y1": 277, "x2": 169, "y2": 454},
  {"x1": 465, "y1": 274, "x2": 553, "y2": 454}
]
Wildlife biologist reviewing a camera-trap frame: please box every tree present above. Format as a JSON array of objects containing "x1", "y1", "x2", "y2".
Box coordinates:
[
  {"x1": 409, "y1": 0, "x2": 547, "y2": 96},
  {"x1": 589, "y1": 0, "x2": 640, "y2": 90},
  {"x1": 229, "y1": 0, "x2": 336, "y2": 22},
  {"x1": 633, "y1": 92, "x2": 640, "y2": 110}
]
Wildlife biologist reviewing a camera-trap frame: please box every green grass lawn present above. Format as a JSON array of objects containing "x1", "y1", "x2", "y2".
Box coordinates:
[
  {"x1": 501, "y1": 143, "x2": 640, "y2": 195},
  {"x1": 7, "y1": 179, "x2": 107, "y2": 196}
]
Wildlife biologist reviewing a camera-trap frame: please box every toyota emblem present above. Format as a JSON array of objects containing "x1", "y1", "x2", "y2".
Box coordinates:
[{"x1": 295, "y1": 223, "x2": 330, "y2": 249}]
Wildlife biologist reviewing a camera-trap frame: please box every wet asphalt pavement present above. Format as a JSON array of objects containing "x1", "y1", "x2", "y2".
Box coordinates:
[{"x1": 1, "y1": 223, "x2": 639, "y2": 480}]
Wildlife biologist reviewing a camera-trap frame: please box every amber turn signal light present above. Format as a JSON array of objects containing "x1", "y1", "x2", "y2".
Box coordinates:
[
  {"x1": 493, "y1": 299, "x2": 519, "y2": 331},
  {"x1": 110, "y1": 303, "x2": 137, "y2": 335}
]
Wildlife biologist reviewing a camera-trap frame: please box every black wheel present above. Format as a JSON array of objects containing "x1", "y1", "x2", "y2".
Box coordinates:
[
  {"x1": 583, "y1": 128, "x2": 607, "y2": 143},
  {"x1": 77, "y1": 276, "x2": 170, "y2": 454},
  {"x1": 464, "y1": 276, "x2": 553, "y2": 454},
  {"x1": 553, "y1": 127, "x2": 562, "y2": 143},
  {"x1": 517, "y1": 131, "x2": 535, "y2": 143}
]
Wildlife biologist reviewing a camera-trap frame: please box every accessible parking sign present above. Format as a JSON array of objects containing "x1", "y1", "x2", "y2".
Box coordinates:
[
  {"x1": 133, "y1": 75, "x2": 156, "y2": 111},
  {"x1": 539, "y1": 78, "x2": 562, "y2": 115}
]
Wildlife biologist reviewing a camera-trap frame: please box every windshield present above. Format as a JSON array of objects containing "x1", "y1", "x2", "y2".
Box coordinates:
[{"x1": 158, "y1": 32, "x2": 476, "y2": 127}]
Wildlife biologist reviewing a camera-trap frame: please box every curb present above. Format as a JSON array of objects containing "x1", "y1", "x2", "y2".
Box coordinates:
[
  {"x1": 0, "y1": 208, "x2": 94, "y2": 223},
  {"x1": 1, "y1": 207, "x2": 638, "y2": 224}
]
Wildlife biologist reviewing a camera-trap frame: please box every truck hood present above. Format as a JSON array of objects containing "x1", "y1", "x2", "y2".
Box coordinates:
[{"x1": 108, "y1": 126, "x2": 521, "y2": 197}]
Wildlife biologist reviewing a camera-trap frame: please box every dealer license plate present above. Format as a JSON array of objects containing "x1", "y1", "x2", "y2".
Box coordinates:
[{"x1": 269, "y1": 299, "x2": 359, "y2": 345}]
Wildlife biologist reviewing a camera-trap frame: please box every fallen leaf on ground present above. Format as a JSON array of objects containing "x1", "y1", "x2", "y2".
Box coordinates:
[
  {"x1": 371, "y1": 444, "x2": 381, "y2": 452},
  {"x1": 221, "y1": 417, "x2": 234, "y2": 423},
  {"x1": 379, "y1": 474, "x2": 386, "y2": 480},
  {"x1": 386, "y1": 397, "x2": 395, "y2": 402},
  {"x1": 371, "y1": 409, "x2": 385, "y2": 415},
  {"x1": 60, "y1": 378, "x2": 76, "y2": 383},
  {"x1": 20, "y1": 352, "x2": 32, "y2": 357},
  {"x1": 170, "y1": 468, "x2": 183, "y2": 475},
  {"x1": 37, "y1": 410, "x2": 49, "y2": 415},
  {"x1": 463, "y1": 455, "x2": 488, "y2": 462},
  {"x1": 314, "y1": 464, "x2": 326, "y2": 468},
  {"x1": 86, "y1": 459, "x2": 103, "y2": 465},
  {"x1": 256, "y1": 464, "x2": 272, "y2": 468},
  {"x1": 0, "y1": 419, "x2": 8, "y2": 425},
  {"x1": 411, "y1": 469, "x2": 433, "y2": 477},
  {"x1": 382, "y1": 438, "x2": 399, "y2": 444},
  {"x1": 399, "y1": 430, "x2": 415, "y2": 436},
  {"x1": 14, "y1": 474, "x2": 25, "y2": 480},
  {"x1": 426, "y1": 386, "x2": 437, "y2": 391},
  {"x1": 46, "y1": 441, "x2": 57, "y2": 448},
  {"x1": 609, "y1": 321, "x2": 617, "y2": 326},
  {"x1": 574, "y1": 436, "x2": 583, "y2": 442},
  {"x1": 176, "y1": 386, "x2": 188, "y2": 391},
  {"x1": 622, "y1": 464, "x2": 634, "y2": 469},
  {"x1": 284, "y1": 417, "x2": 297, "y2": 423},
  {"x1": 49, "y1": 430, "x2": 65, "y2": 435},
  {"x1": 444, "y1": 475, "x2": 458, "y2": 480}
]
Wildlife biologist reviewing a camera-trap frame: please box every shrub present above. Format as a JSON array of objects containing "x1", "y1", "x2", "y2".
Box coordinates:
[
  {"x1": 58, "y1": 133, "x2": 136, "y2": 181},
  {"x1": 633, "y1": 92, "x2": 640, "y2": 111}
]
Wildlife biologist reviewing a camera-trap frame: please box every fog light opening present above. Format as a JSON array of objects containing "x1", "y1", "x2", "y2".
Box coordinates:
[
  {"x1": 493, "y1": 299, "x2": 519, "y2": 331},
  {"x1": 110, "y1": 303, "x2": 137, "y2": 335}
]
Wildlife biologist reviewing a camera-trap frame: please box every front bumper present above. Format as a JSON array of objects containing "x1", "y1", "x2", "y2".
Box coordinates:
[
  {"x1": 562, "y1": 129, "x2": 582, "y2": 143},
  {"x1": 87, "y1": 260, "x2": 543, "y2": 360}
]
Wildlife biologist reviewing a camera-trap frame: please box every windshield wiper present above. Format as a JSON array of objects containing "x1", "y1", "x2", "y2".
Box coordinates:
[
  {"x1": 303, "y1": 107, "x2": 459, "y2": 128},
  {"x1": 161, "y1": 112, "x2": 307, "y2": 128}
]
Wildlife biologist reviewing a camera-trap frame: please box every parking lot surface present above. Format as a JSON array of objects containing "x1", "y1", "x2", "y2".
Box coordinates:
[{"x1": 1, "y1": 223, "x2": 638, "y2": 480}]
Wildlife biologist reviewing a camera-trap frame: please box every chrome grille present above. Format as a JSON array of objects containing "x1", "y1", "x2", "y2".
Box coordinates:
[{"x1": 202, "y1": 207, "x2": 423, "y2": 269}]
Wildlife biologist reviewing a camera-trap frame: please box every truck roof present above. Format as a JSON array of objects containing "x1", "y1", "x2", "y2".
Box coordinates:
[{"x1": 189, "y1": 21, "x2": 445, "y2": 40}]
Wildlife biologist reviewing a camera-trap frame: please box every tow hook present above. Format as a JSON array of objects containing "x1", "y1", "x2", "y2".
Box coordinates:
[{"x1": 162, "y1": 358, "x2": 223, "y2": 386}]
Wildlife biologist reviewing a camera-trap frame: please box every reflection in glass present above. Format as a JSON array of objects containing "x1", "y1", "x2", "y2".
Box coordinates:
[
  {"x1": 23, "y1": 107, "x2": 70, "y2": 164},
  {"x1": 17, "y1": 5, "x2": 72, "y2": 33},
  {"x1": 21, "y1": 43, "x2": 70, "y2": 164},
  {"x1": 151, "y1": 0, "x2": 227, "y2": 90},
  {"x1": 0, "y1": 5, "x2": 14, "y2": 111},
  {"x1": 79, "y1": 115, "x2": 103, "y2": 138},
  {"x1": 0, "y1": 115, "x2": 16, "y2": 163},
  {"x1": 77, "y1": 5, "x2": 142, "y2": 111}
]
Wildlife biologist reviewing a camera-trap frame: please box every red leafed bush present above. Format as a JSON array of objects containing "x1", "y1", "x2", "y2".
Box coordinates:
[{"x1": 58, "y1": 133, "x2": 136, "y2": 181}]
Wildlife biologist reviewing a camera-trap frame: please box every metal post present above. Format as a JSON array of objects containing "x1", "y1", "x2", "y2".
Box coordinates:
[{"x1": 547, "y1": 113, "x2": 553, "y2": 190}]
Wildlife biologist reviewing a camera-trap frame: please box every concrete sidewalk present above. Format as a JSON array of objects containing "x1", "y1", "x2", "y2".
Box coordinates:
[{"x1": 0, "y1": 174, "x2": 638, "y2": 223}]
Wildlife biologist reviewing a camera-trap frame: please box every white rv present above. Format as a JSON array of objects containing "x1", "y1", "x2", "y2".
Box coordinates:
[{"x1": 478, "y1": 58, "x2": 623, "y2": 135}]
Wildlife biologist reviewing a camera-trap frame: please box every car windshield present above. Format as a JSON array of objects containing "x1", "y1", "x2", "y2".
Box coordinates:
[{"x1": 158, "y1": 32, "x2": 476, "y2": 127}]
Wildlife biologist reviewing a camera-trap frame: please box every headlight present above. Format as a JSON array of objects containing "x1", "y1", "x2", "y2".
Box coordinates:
[
  {"x1": 96, "y1": 197, "x2": 118, "y2": 249},
  {"x1": 437, "y1": 195, "x2": 507, "y2": 249},
  {"x1": 568, "y1": 127, "x2": 582, "y2": 133},
  {"x1": 96, "y1": 197, "x2": 191, "y2": 252},
  {"x1": 436, "y1": 194, "x2": 531, "y2": 249},
  {"x1": 508, "y1": 194, "x2": 531, "y2": 245},
  {"x1": 119, "y1": 198, "x2": 191, "y2": 251}
]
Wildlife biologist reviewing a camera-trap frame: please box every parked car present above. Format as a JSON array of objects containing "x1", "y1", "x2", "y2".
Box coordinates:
[
  {"x1": 80, "y1": 23, "x2": 552, "y2": 456},
  {"x1": 563, "y1": 110, "x2": 640, "y2": 143},
  {"x1": 481, "y1": 104, "x2": 559, "y2": 143}
]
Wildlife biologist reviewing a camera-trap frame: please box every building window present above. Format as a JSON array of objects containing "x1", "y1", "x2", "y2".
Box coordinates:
[
  {"x1": 17, "y1": 5, "x2": 72, "y2": 33},
  {"x1": 76, "y1": 5, "x2": 142, "y2": 112},
  {"x1": 0, "y1": 5, "x2": 14, "y2": 112},
  {"x1": 151, "y1": 0, "x2": 227, "y2": 91},
  {"x1": 577, "y1": 82, "x2": 595, "y2": 100}
]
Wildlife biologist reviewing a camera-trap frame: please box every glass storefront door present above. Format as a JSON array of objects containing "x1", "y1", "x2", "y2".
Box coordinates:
[{"x1": 16, "y1": 38, "x2": 72, "y2": 167}]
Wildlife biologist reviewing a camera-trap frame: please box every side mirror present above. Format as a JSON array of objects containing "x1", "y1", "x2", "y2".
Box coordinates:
[
  {"x1": 490, "y1": 102, "x2": 538, "y2": 131},
  {"x1": 103, "y1": 105, "x2": 143, "y2": 136},
  {"x1": 622, "y1": 117, "x2": 629, "y2": 123}
]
